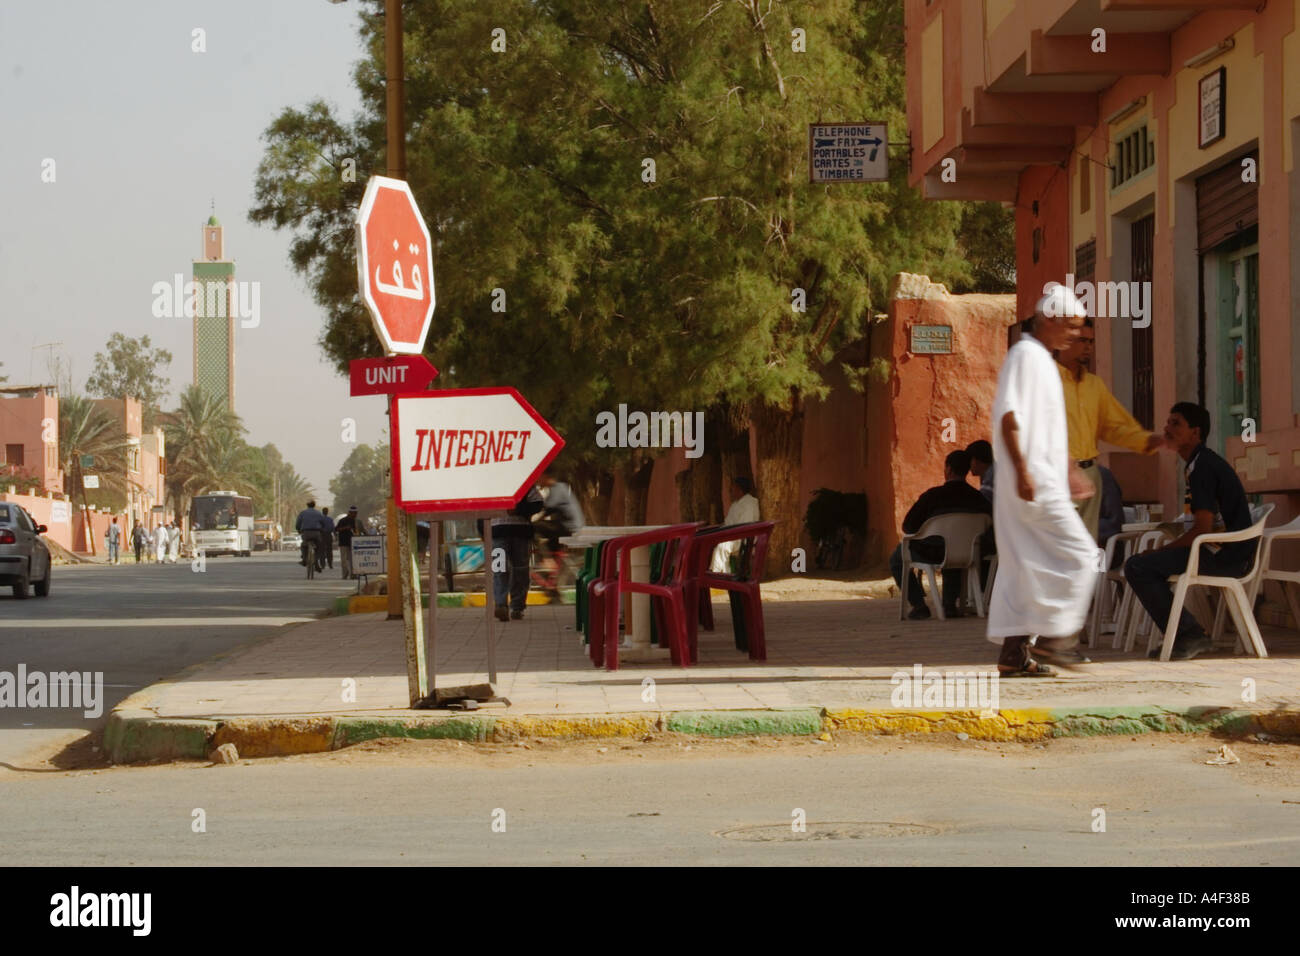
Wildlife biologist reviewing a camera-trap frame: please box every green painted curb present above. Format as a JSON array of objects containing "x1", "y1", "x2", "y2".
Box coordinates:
[
  {"x1": 667, "y1": 708, "x2": 823, "y2": 737},
  {"x1": 1048, "y1": 706, "x2": 1259, "y2": 738},
  {"x1": 103, "y1": 710, "x2": 215, "y2": 763},
  {"x1": 333, "y1": 716, "x2": 494, "y2": 747}
]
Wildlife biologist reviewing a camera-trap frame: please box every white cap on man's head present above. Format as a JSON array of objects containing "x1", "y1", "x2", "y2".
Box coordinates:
[{"x1": 1036, "y1": 281, "x2": 1087, "y2": 319}]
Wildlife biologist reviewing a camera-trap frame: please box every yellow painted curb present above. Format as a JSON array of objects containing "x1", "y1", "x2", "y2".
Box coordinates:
[
  {"x1": 348, "y1": 595, "x2": 389, "y2": 613},
  {"x1": 822, "y1": 708, "x2": 1055, "y2": 742},
  {"x1": 210, "y1": 717, "x2": 337, "y2": 757},
  {"x1": 493, "y1": 714, "x2": 658, "y2": 740},
  {"x1": 463, "y1": 591, "x2": 550, "y2": 607}
]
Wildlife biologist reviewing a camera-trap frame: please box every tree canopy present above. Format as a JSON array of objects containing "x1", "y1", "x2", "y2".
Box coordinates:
[
  {"x1": 86, "y1": 333, "x2": 173, "y2": 426},
  {"x1": 251, "y1": 0, "x2": 977, "y2": 447}
]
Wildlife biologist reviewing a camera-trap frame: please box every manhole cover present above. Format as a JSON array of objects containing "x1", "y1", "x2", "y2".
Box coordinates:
[{"x1": 716, "y1": 821, "x2": 940, "y2": 842}]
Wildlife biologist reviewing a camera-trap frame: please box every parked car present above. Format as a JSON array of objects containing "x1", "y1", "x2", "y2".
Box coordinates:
[
  {"x1": 0, "y1": 503, "x2": 52, "y2": 599},
  {"x1": 281, "y1": 532, "x2": 302, "y2": 551}
]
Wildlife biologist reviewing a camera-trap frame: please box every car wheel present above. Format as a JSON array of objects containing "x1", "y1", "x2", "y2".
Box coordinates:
[
  {"x1": 12, "y1": 565, "x2": 30, "y2": 599},
  {"x1": 34, "y1": 564, "x2": 51, "y2": 597}
]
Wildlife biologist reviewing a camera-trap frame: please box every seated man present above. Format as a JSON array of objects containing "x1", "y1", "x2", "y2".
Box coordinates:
[
  {"x1": 711, "y1": 476, "x2": 760, "y2": 573},
  {"x1": 966, "y1": 440, "x2": 995, "y2": 503},
  {"x1": 890, "y1": 449, "x2": 992, "y2": 619},
  {"x1": 1124, "y1": 402, "x2": 1252, "y2": 660}
]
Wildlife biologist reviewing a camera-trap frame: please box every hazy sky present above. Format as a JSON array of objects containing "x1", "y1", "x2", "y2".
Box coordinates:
[{"x1": 0, "y1": 0, "x2": 392, "y2": 498}]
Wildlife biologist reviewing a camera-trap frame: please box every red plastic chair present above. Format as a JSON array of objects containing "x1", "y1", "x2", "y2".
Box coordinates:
[
  {"x1": 686, "y1": 521, "x2": 775, "y2": 663},
  {"x1": 588, "y1": 523, "x2": 701, "y2": 671}
]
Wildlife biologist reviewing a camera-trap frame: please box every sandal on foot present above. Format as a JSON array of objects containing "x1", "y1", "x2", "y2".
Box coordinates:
[{"x1": 998, "y1": 660, "x2": 1057, "y2": 678}]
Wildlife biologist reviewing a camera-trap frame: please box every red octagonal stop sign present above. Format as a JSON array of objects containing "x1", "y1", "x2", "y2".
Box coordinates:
[{"x1": 355, "y1": 175, "x2": 436, "y2": 355}]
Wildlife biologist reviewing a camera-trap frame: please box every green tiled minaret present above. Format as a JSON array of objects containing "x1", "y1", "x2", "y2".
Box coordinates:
[{"x1": 193, "y1": 213, "x2": 236, "y2": 409}]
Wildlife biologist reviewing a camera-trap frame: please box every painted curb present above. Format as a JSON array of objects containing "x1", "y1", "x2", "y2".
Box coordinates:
[
  {"x1": 668, "y1": 709, "x2": 823, "y2": 736},
  {"x1": 100, "y1": 704, "x2": 1300, "y2": 764},
  {"x1": 103, "y1": 710, "x2": 216, "y2": 763},
  {"x1": 336, "y1": 590, "x2": 575, "y2": 615}
]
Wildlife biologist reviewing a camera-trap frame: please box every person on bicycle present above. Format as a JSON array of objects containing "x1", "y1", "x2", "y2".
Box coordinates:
[
  {"x1": 295, "y1": 500, "x2": 326, "y2": 570},
  {"x1": 534, "y1": 467, "x2": 585, "y2": 554}
]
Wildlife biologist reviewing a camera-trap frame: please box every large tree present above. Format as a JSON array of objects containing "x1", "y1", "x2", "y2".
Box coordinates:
[
  {"x1": 251, "y1": 0, "x2": 990, "y2": 572},
  {"x1": 328, "y1": 443, "x2": 388, "y2": 523},
  {"x1": 86, "y1": 333, "x2": 173, "y2": 427}
]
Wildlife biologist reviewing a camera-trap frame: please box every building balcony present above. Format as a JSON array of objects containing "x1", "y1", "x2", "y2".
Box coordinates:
[{"x1": 906, "y1": 0, "x2": 1258, "y2": 200}]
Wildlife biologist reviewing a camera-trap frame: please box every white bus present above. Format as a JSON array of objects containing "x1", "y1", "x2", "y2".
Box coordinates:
[{"x1": 189, "y1": 491, "x2": 254, "y2": 557}]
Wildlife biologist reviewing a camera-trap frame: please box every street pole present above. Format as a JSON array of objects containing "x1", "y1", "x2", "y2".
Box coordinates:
[
  {"x1": 385, "y1": 0, "x2": 406, "y2": 181},
  {"x1": 384, "y1": 0, "x2": 407, "y2": 622}
]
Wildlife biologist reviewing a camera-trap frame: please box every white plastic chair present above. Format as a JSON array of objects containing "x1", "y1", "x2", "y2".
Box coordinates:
[
  {"x1": 1203, "y1": 504, "x2": 1283, "y2": 649},
  {"x1": 1081, "y1": 528, "x2": 1144, "y2": 647},
  {"x1": 898, "y1": 512, "x2": 992, "y2": 621},
  {"x1": 1154, "y1": 506, "x2": 1273, "y2": 661},
  {"x1": 1246, "y1": 512, "x2": 1300, "y2": 630},
  {"x1": 982, "y1": 553, "x2": 998, "y2": 612},
  {"x1": 1115, "y1": 529, "x2": 1172, "y2": 651},
  {"x1": 1086, "y1": 529, "x2": 1144, "y2": 648}
]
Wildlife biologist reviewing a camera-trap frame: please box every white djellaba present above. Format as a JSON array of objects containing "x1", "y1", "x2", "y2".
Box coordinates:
[{"x1": 986, "y1": 283, "x2": 1097, "y2": 643}]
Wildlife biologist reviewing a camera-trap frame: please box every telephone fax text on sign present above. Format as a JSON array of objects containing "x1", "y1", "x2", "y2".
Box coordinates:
[{"x1": 809, "y1": 123, "x2": 888, "y2": 183}]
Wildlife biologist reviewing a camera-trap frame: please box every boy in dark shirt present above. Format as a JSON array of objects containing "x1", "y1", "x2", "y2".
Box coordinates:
[
  {"x1": 890, "y1": 450, "x2": 992, "y2": 619},
  {"x1": 1124, "y1": 402, "x2": 1254, "y2": 660}
]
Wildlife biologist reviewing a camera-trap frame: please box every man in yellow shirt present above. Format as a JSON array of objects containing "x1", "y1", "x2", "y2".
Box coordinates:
[{"x1": 1056, "y1": 319, "x2": 1164, "y2": 540}]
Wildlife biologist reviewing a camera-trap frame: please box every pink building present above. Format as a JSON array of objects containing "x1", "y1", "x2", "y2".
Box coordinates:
[
  {"x1": 91, "y1": 396, "x2": 168, "y2": 530},
  {"x1": 0, "y1": 385, "x2": 63, "y2": 494}
]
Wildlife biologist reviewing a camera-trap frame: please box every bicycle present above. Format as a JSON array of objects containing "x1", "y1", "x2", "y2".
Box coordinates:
[{"x1": 306, "y1": 539, "x2": 317, "y2": 580}]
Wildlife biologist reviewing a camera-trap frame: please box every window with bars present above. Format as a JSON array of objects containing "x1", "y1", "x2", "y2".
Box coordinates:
[
  {"x1": 1131, "y1": 215, "x2": 1155, "y2": 429},
  {"x1": 1111, "y1": 125, "x2": 1155, "y2": 189},
  {"x1": 1075, "y1": 239, "x2": 1097, "y2": 283}
]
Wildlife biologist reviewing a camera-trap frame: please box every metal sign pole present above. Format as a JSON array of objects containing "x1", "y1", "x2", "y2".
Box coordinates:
[
  {"x1": 396, "y1": 508, "x2": 426, "y2": 706},
  {"x1": 483, "y1": 518, "x2": 497, "y2": 685},
  {"x1": 426, "y1": 518, "x2": 438, "y2": 700}
]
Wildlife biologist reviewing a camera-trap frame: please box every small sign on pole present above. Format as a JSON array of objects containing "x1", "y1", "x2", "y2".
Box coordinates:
[
  {"x1": 809, "y1": 122, "x2": 888, "y2": 183},
  {"x1": 83, "y1": 475, "x2": 100, "y2": 489},
  {"x1": 351, "y1": 535, "x2": 387, "y2": 575}
]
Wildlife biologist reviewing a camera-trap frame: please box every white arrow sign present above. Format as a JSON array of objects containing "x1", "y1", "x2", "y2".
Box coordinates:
[{"x1": 390, "y1": 387, "x2": 564, "y2": 513}]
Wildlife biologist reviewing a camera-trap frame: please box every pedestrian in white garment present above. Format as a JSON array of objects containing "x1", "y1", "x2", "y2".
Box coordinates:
[
  {"x1": 710, "y1": 476, "x2": 760, "y2": 573},
  {"x1": 987, "y1": 284, "x2": 1098, "y2": 677},
  {"x1": 153, "y1": 523, "x2": 169, "y2": 564},
  {"x1": 167, "y1": 522, "x2": 181, "y2": 563}
]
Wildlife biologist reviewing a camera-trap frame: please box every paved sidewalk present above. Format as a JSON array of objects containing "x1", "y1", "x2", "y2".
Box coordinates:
[{"x1": 124, "y1": 595, "x2": 1300, "y2": 719}]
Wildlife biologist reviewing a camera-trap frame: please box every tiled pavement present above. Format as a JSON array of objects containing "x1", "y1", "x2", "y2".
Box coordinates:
[{"x1": 136, "y1": 595, "x2": 1300, "y2": 719}]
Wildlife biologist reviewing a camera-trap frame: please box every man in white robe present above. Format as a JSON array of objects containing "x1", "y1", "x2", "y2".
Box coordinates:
[
  {"x1": 988, "y1": 284, "x2": 1098, "y2": 676},
  {"x1": 711, "y1": 476, "x2": 761, "y2": 573},
  {"x1": 167, "y1": 522, "x2": 182, "y2": 563},
  {"x1": 153, "y1": 523, "x2": 169, "y2": 564}
]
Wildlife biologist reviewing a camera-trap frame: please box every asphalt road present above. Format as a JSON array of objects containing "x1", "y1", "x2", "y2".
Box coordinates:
[
  {"x1": 0, "y1": 552, "x2": 354, "y2": 766},
  {"x1": 0, "y1": 735, "x2": 1296, "y2": 865}
]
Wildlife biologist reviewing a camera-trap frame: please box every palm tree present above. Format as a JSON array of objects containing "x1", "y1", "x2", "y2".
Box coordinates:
[
  {"x1": 163, "y1": 385, "x2": 247, "y2": 523},
  {"x1": 275, "y1": 467, "x2": 315, "y2": 530},
  {"x1": 58, "y1": 395, "x2": 134, "y2": 556}
]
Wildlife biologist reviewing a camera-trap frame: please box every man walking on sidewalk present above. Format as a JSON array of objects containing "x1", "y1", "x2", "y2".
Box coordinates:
[
  {"x1": 988, "y1": 284, "x2": 1099, "y2": 677},
  {"x1": 105, "y1": 517, "x2": 121, "y2": 565},
  {"x1": 335, "y1": 505, "x2": 359, "y2": 579},
  {"x1": 131, "y1": 521, "x2": 147, "y2": 563},
  {"x1": 491, "y1": 486, "x2": 544, "y2": 621},
  {"x1": 320, "y1": 507, "x2": 335, "y2": 571}
]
